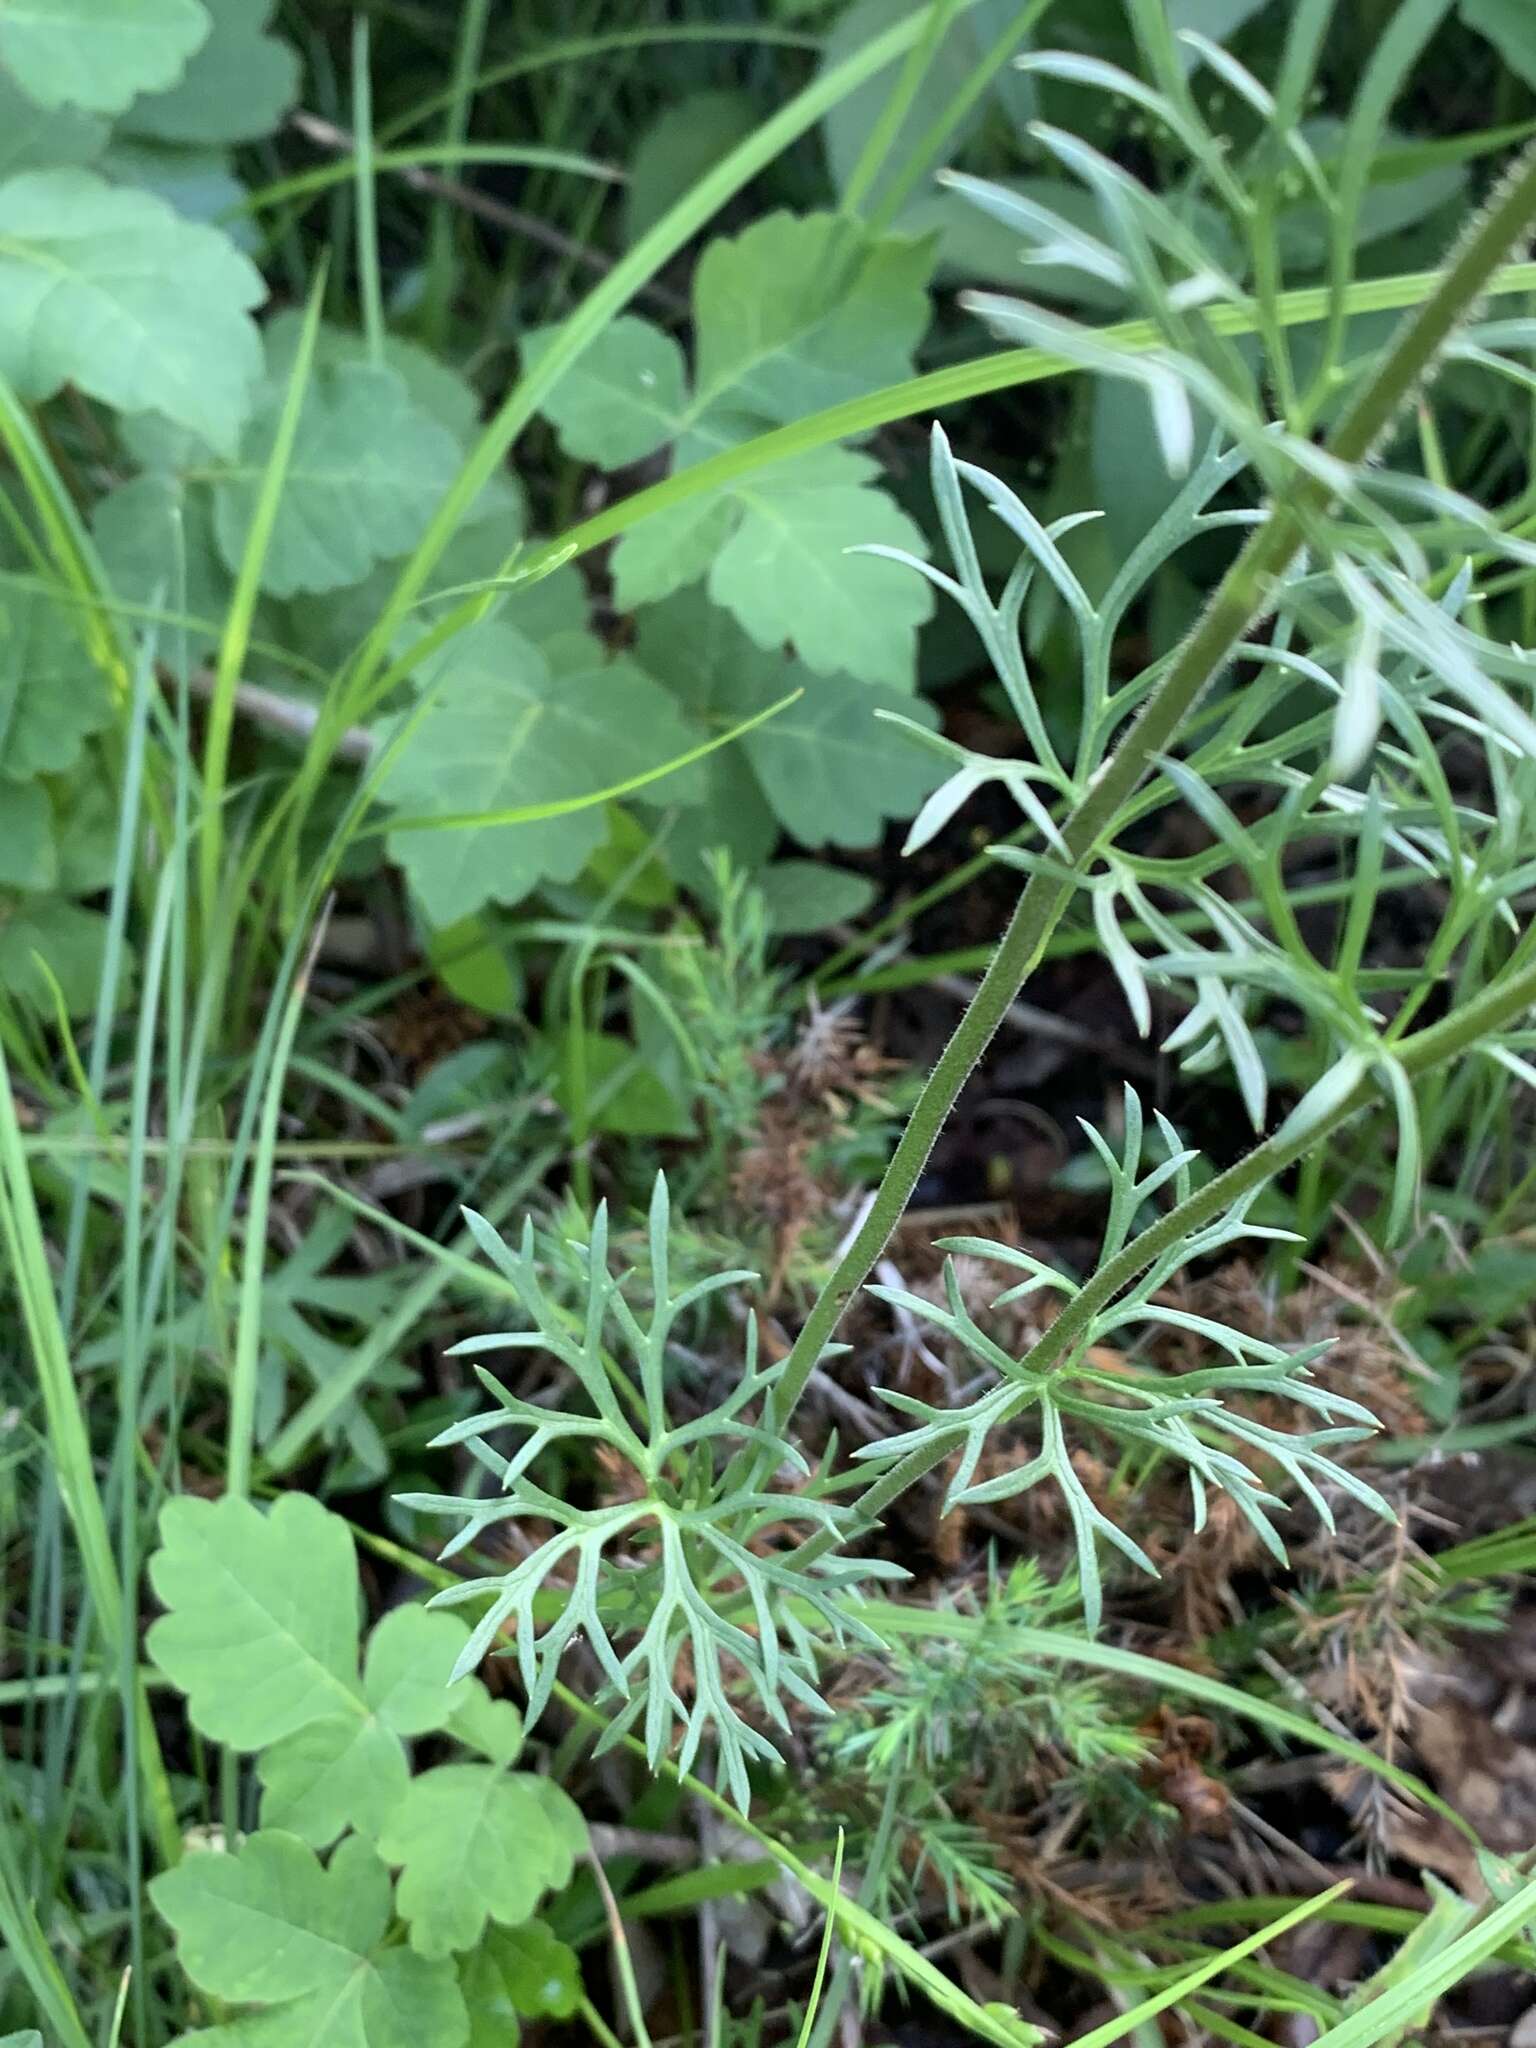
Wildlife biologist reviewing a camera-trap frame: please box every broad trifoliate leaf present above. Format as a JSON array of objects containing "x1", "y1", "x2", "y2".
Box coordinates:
[
  {"x1": 98, "y1": 136, "x2": 252, "y2": 239},
  {"x1": 0, "y1": 170, "x2": 263, "y2": 452},
  {"x1": 52, "y1": 772, "x2": 119, "y2": 893},
  {"x1": 610, "y1": 435, "x2": 934, "y2": 688},
  {"x1": 0, "y1": 0, "x2": 209, "y2": 114},
  {"x1": 376, "y1": 618, "x2": 703, "y2": 925},
  {"x1": 757, "y1": 860, "x2": 877, "y2": 934},
  {"x1": 690, "y1": 210, "x2": 933, "y2": 422},
  {"x1": 122, "y1": 0, "x2": 299, "y2": 144},
  {"x1": 607, "y1": 457, "x2": 737, "y2": 611},
  {"x1": 553, "y1": 1028, "x2": 694, "y2": 1139},
  {"x1": 151, "y1": 1831, "x2": 468, "y2": 2048},
  {"x1": 0, "y1": 579, "x2": 113, "y2": 781},
  {"x1": 0, "y1": 898, "x2": 117, "y2": 1014},
  {"x1": 267, "y1": 310, "x2": 488, "y2": 447},
  {"x1": 212, "y1": 359, "x2": 462, "y2": 597},
  {"x1": 145, "y1": 1492, "x2": 363, "y2": 1749},
  {"x1": 93, "y1": 473, "x2": 232, "y2": 662},
  {"x1": 635, "y1": 587, "x2": 939, "y2": 851},
  {"x1": 146, "y1": 1494, "x2": 518, "y2": 1848},
  {"x1": 377, "y1": 1764, "x2": 586, "y2": 1959},
  {"x1": 0, "y1": 782, "x2": 53, "y2": 889},
  {"x1": 523, "y1": 314, "x2": 687, "y2": 466},
  {"x1": 459, "y1": 1922, "x2": 581, "y2": 2048},
  {"x1": 257, "y1": 1711, "x2": 409, "y2": 1848},
  {"x1": 707, "y1": 447, "x2": 933, "y2": 686},
  {"x1": 533, "y1": 210, "x2": 936, "y2": 685}
]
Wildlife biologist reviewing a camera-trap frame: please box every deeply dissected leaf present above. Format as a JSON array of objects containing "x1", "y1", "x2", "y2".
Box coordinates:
[
  {"x1": 635, "y1": 587, "x2": 939, "y2": 852},
  {"x1": 377, "y1": 618, "x2": 704, "y2": 925},
  {"x1": 377, "y1": 1764, "x2": 586, "y2": 1959},
  {"x1": 0, "y1": 580, "x2": 114, "y2": 781},
  {"x1": 145, "y1": 1491, "x2": 363, "y2": 1748},
  {"x1": 0, "y1": 0, "x2": 209, "y2": 114},
  {"x1": 151, "y1": 1831, "x2": 468, "y2": 2048},
  {"x1": 212, "y1": 359, "x2": 463, "y2": 597},
  {"x1": 122, "y1": 0, "x2": 299, "y2": 144},
  {"x1": 0, "y1": 169, "x2": 263, "y2": 452}
]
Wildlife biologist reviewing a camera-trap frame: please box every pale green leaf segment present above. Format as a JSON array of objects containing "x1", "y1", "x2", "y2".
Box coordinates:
[
  {"x1": 0, "y1": 169, "x2": 264, "y2": 451},
  {"x1": 376, "y1": 618, "x2": 708, "y2": 923},
  {"x1": 0, "y1": 0, "x2": 210, "y2": 114},
  {"x1": 121, "y1": 0, "x2": 300, "y2": 147},
  {"x1": 151, "y1": 1832, "x2": 469, "y2": 2048}
]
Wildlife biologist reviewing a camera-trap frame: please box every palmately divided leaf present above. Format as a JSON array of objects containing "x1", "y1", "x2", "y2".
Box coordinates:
[
  {"x1": 212, "y1": 359, "x2": 463, "y2": 597},
  {"x1": 121, "y1": 0, "x2": 299, "y2": 145},
  {"x1": 146, "y1": 1492, "x2": 363, "y2": 1749},
  {"x1": 377, "y1": 618, "x2": 704, "y2": 926},
  {"x1": 150, "y1": 1831, "x2": 468, "y2": 2048},
  {"x1": 376, "y1": 1763, "x2": 586, "y2": 1959},
  {"x1": 0, "y1": 169, "x2": 263, "y2": 452},
  {"x1": 634, "y1": 586, "x2": 940, "y2": 851},
  {"x1": 0, "y1": 0, "x2": 209, "y2": 114}
]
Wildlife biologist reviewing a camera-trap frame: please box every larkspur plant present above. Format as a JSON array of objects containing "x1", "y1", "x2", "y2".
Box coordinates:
[
  {"x1": 422, "y1": 16, "x2": 1536, "y2": 1826},
  {"x1": 404, "y1": 1178, "x2": 905, "y2": 1812}
]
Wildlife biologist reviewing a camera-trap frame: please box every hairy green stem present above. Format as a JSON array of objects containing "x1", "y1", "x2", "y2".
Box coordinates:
[{"x1": 769, "y1": 137, "x2": 1536, "y2": 1440}]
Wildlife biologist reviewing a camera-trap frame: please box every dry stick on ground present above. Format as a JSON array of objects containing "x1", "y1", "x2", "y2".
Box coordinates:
[{"x1": 287, "y1": 109, "x2": 688, "y2": 315}]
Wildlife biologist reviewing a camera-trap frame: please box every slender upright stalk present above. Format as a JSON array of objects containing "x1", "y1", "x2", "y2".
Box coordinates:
[{"x1": 769, "y1": 138, "x2": 1536, "y2": 1434}]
